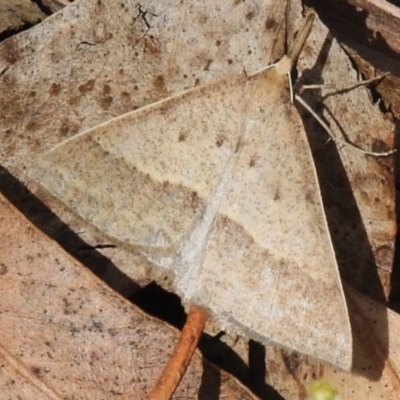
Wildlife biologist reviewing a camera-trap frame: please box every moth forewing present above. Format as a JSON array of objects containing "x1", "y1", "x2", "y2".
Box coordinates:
[{"x1": 29, "y1": 64, "x2": 352, "y2": 369}]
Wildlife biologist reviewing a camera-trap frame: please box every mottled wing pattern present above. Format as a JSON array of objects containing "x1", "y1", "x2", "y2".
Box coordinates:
[{"x1": 29, "y1": 67, "x2": 352, "y2": 369}]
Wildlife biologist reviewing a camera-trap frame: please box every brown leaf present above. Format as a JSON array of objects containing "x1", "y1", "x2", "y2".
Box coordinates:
[
  {"x1": 295, "y1": 6, "x2": 395, "y2": 300},
  {"x1": 0, "y1": 0, "x2": 289, "y2": 288},
  {"x1": 0, "y1": 192, "x2": 258, "y2": 399},
  {"x1": 260, "y1": 285, "x2": 400, "y2": 399}
]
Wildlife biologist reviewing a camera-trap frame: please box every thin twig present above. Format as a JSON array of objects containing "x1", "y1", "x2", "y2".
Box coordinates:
[
  {"x1": 147, "y1": 305, "x2": 209, "y2": 400},
  {"x1": 299, "y1": 73, "x2": 389, "y2": 94},
  {"x1": 295, "y1": 94, "x2": 396, "y2": 157}
]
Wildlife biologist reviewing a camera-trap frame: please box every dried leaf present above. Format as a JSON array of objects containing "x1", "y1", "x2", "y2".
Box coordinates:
[
  {"x1": 0, "y1": 192, "x2": 258, "y2": 399},
  {"x1": 295, "y1": 16, "x2": 395, "y2": 300},
  {"x1": 262, "y1": 285, "x2": 400, "y2": 399},
  {"x1": 0, "y1": 0, "x2": 46, "y2": 34},
  {"x1": 0, "y1": 0, "x2": 289, "y2": 286}
]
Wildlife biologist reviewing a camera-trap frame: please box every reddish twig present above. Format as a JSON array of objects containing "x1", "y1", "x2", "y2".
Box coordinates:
[{"x1": 147, "y1": 305, "x2": 209, "y2": 400}]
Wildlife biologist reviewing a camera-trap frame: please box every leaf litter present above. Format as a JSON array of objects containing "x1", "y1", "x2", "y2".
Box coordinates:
[
  {"x1": 0, "y1": 0, "x2": 394, "y2": 297},
  {"x1": 28, "y1": 13, "x2": 353, "y2": 370},
  {"x1": 0, "y1": 0, "x2": 292, "y2": 289},
  {"x1": 0, "y1": 0, "x2": 396, "y2": 395},
  {"x1": 0, "y1": 192, "x2": 258, "y2": 399}
]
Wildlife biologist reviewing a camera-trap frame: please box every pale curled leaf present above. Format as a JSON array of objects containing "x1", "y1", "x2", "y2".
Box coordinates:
[
  {"x1": 29, "y1": 59, "x2": 352, "y2": 368},
  {"x1": 0, "y1": 193, "x2": 258, "y2": 399}
]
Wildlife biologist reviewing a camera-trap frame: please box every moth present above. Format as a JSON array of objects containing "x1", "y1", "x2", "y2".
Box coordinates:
[{"x1": 28, "y1": 13, "x2": 352, "y2": 370}]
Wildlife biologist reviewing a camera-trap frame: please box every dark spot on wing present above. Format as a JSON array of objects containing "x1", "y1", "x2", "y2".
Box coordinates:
[
  {"x1": 142, "y1": 35, "x2": 160, "y2": 54},
  {"x1": 249, "y1": 157, "x2": 256, "y2": 168},
  {"x1": 178, "y1": 132, "x2": 186, "y2": 142},
  {"x1": 60, "y1": 123, "x2": 70, "y2": 136},
  {"x1": 215, "y1": 40, "x2": 221, "y2": 46},
  {"x1": 67, "y1": 93, "x2": 80, "y2": 106},
  {"x1": 273, "y1": 187, "x2": 280, "y2": 201},
  {"x1": 78, "y1": 79, "x2": 95, "y2": 93},
  {"x1": 162, "y1": 181, "x2": 170, "y2": 190},
  {"x1": 190, "y1": 191, "x2": 199, "y2": 208},
  {"x1": 25, "y1": 120, "x2": 41, "y2": 132},
  {"x1": 103, "y1": 84, "x2": 111, "y2": 94},
  {"x1": 119, "y1": 90, "x2": 135, "y2": 112},
  {"x1": 0, "y1": 264, "x2": 7, "y2": 275},
  {"x1": 219, "y1": 215, "x2": 229, "y2": 226},
  {"x1": 265, "y1": 17, "x2": 277, "y2": 30},
  {"x1": 100, "y1": 84, "x2": 113, "y2": 109},
  {"x1": 31, "y1": 366, "x2": 42, "y2": 377},
  {"x1": 59, "y1": 120, "x2": 79, "y2": 137},
  {"x1": 216, "y1": 135, "x2": 226, "y2": 147},
  {"x1": 153, "y1": 74, "x2": 166, "y2": 91},
  {"x1": 204, "y1": 59, "x2": 213, "y2": 71},
  {"x1": 246, "y1": 11, "x2": 255, "y2": 20},
  {"x1": 305, "y1": 189, "x2": 314, "y2": 204},
  {"x1": 49, "y1": 83, "x2": 61, "y2": 96}
]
